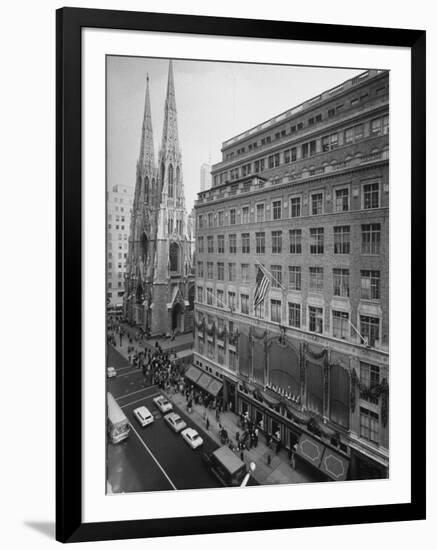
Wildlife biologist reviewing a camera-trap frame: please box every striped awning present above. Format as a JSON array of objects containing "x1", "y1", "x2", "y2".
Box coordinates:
[{"x1": 184, "y1": 365, "x2": 202, "y2": 384}]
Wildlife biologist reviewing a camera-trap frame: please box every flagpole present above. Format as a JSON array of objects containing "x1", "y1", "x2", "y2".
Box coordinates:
[{"x1": 255, "y1": 258, "x2": 286, "y2": 291}]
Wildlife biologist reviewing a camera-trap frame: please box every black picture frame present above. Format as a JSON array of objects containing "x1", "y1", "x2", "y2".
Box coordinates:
[{"x1": 56, "y1": 7, "x2": 426, "y2": 543}]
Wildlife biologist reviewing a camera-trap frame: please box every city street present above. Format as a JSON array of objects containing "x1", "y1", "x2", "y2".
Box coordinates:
[{"x1": 107, "y1": 345, "x2": 257, "y2": 493}]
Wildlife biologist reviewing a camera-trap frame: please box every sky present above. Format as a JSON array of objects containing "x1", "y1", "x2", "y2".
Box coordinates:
[{"x1": 107, "y1": 57, "x2": 365, "y2": 212}]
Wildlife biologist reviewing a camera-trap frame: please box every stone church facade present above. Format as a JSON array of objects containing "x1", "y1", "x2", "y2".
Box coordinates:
[{"x1": 124, "y1": 61, "x2": 195, "y2": 336}]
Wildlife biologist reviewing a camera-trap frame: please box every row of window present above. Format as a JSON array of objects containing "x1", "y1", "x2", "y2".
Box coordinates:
[
  {"x1": 198, "y1": 182, "x2": 382, "y2": 229},
  {"x1": 198, "y1": 224, "x2": 382, "y2": 256},
  {"x1": 221, "y1": 87, "x2": 386, "y2": 162},
  {"x1": 197, "y1": 263, "x2": 380, "y2": 300},
  {"x1": 198, "y1": 293, "x2": 382, "y2": 346},
  {"x1": 216, "y1": 115, "x2": 388, "y2": 183}
]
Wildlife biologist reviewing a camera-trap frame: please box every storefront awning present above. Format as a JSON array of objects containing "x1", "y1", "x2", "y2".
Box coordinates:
[
  {"x1": 184, "y1": 365, "x2": 202, "y2": 384},
  {"x1": 296, "y1": 433, "x2": 325, "y2": 468},
  {"x1": 197, "y1": 372, "x2": 213, "y2": 391},
  {"x1": 320, "y1": 448, "x2": 349, "y2": 481},
  {"x1": 207, "y1": 379, "x2": 223, "y2": 397}
]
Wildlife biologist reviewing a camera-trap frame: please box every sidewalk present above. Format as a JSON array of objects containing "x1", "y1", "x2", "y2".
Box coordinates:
[{"x1": 164, "y1": 390, "x2": 316, "y2": 486}]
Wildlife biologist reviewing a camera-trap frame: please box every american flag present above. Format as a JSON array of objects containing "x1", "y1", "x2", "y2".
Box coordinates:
[{"x1": 253, "y1": 264, "x2": 270, "y2": 308}]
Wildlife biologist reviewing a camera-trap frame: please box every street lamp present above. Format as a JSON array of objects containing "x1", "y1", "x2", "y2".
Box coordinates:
[{"x1": 240, "y1": 461, "x2": 256, "y2": 487}]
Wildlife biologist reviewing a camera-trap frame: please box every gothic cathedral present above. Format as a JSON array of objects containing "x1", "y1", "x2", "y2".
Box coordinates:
[{"x1": 124, "y1": 61, "x2": 195, "y2": 336}]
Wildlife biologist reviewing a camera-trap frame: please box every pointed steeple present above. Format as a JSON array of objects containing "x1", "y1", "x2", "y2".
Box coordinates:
[
  {"x1": 160, "y1": 60, "x2": 180, "y2": 152},
  {"x1": 138, "y1": 73, "x2": 155, "y2": 170}
]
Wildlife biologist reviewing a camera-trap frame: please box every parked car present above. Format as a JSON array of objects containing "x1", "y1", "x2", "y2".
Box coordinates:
[
  {"x1": 153, "y1": 395, "x2": 173, "y2": 414},
  {"x1": 107, "y1": 366, "x2": 117, "y2": 378},
  {"x1": 181, "y1": 427, "x2": 203, "y2": 449},
  {"x1": 164, "y1": 412, "x2": 187, "y2": 433},
  {"x1": 133, "y1": 406, "x2": 154, "y2": 427}
]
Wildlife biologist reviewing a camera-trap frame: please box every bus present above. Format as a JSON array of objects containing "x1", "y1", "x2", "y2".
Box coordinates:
[
  {"x1": 202, "y1": 446, "x2": 247, "y2": 487},
  {"x1": 107, "y1": 392, "x2": 130, "y2": 443}
]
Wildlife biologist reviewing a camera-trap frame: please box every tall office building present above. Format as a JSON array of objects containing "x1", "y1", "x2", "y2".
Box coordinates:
[
  {"x1": 107, "y1": 184, "x2": 134, "y2": 307},
  {"x1": 192, "y1": 69, "x2": 389, "y2": 481},
  {"x1": 124, "y1": 61, "x2": 195, "y2": 336},
  {"x1": 200, "y1": 163, "x2": 212, "y2": 192}
]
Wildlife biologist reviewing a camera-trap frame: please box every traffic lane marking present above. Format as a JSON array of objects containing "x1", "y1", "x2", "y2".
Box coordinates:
[
  {"x1": 128, "y1": 421, "x2": 177, "y2": 490},
  {"x1": 119, "y1": 392, "x2": 162, "y2": 409},
  {"x1": 116, "y1": 385, "x2": 158, "y2": 402}
]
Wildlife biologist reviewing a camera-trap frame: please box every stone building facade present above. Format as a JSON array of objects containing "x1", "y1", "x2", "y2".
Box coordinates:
[
  {"x1": 193, "y1": 69, "x2": 389, "y2": 480},
  {"x1": 124, "y1": 61, "x2": 195, "y2": 336}
]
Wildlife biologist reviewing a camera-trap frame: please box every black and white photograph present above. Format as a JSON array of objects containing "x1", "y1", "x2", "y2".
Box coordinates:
[{"x1": 105, "y1": 56, "x2": 390, "y2": 493}]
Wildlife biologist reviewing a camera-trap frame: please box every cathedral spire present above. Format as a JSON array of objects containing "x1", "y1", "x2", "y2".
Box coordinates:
[
  {"x1": 138, "y1": 73, "x2": 155, "y2": 170},
  {"x1": 160, "y1": 60, "x2": 179, "y2": 153}
]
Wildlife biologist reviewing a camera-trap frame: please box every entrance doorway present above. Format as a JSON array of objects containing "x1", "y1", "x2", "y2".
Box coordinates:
[{"x1": 171, "y1": 302, "x2": 184, "y2": 332}]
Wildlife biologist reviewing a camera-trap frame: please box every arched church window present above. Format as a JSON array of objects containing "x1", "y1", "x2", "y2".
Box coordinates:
[
  {"x1": 168, "y1": 164, "x2": 174, "y2": 198},
  {"x1": 169, "y1": 242, "x2": 179, "y2": 272},
  {"x1": 160, "y1": 163, "x2": 165, "y2": 193}
]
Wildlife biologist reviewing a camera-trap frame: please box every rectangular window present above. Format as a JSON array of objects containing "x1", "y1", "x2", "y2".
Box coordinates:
[
  {"x1": 344, "y1": 128, "x2": 354, "y2": 144},
  {"x1": 198, "y1": 236, "x2": 204, "y2": 253},
  {"x1": 360, "y1": 316, "x2": 380, "y2": 347},
  {"x1": 242, "y1": 206, "x2": 249, "y2": 224},
  {"x1": 288, "y1": 303, "x2": 301, "y2": 328},
  {"x1": 360, "y1": 407, "x2": 379, "y2": 443},
  {"x1": 271, "y1": 265, "x2": 282, "y2": 288},
  {"x1": 256, "y1": 232, "x2": 265, "y2": 254},
  {"x1": 311, "y1": 192, "x2": 323, "y2": 215},
  {"x1": 332, "y1": 311, "x2": 349, "y2": 339},
  {"x1": 333, "y1": 268, "x2": 350, "y2": 297},
  {"x1": 335, "y1": 188, "x2": 349, "y2": 212},
  {"x1": 310, "y1": 228, "x2": 324, "y2": 254},
  {"x1": 289, "y1": 229, "x2": 302, "y2": 254},
  {"x1": 309, "y1": 267, "x2": 324, "y2": 291},
  {"x1": 217, "y1": 291, "x2": 225, "y2": 309},
  {"x1": 230, "y1": 208, "x2": 236, "y2": 225},
  {"x1": 207, "y1": 236, "x2": 214, "y2": 253},
  {"x1": 229, "y1": 349, "x2": 237, "y2": 371},
  {"x1": 217, "y1": 235, "x2": 225, "y2": 253},
  {"x1": 228, "y1": 263, "x2": 236, "y2": 282},
  {"x1": 370, "y1": 118, "x2": 382, "y2": 136},
  {"x1": 290, "y1": 196, "x2": 301, "y2": 217},
  {"x1": 197, "y1": 262, "x2": 204, "y2": 278},
  {"x1": 207, "y1": 262, "x2": 214, "y2": 279},
  {"x1": 272, "y1": 200, "x2": 282, "y2": 220},
  {"x1": 361, "y1": 270, "x2": 381, "y2": 300},
  {"x1": 208, "y1": 212, "x2": 214, "y2": 228},
  {"x1": 288, "y1": 266, "x2": 301, "y2": 291},
  {"x1": 360, "y1": 362, "x2": 381, "y2": 405},
  {"x1": 363, "y1": 182, "x2": 380, "y2": 209},
  {"x1": 271, "y1": 299, "x2": 282, "y2": 323},
  {"x1": 206, "y1": 288, "x2": 213, "y2": 305},
  {"x1": 302, "y1": 143, "x2": 308, "y2": 158},
  {"x1": 217, "y1": 262, "x2": 224, "y2": 281},
  {"x1": 291, "y1": 147, "x2": 297, "y2": 162},
  {"x1": 241, "y1": 263, "x2": 249, "y2": 283},
  {"x1": 382, "y1": 115, "x2": 389, "y2": 135},
  {"x1": 334, "y1": 226, "x2": 351, "y2": 254},
  {"x1": 217, "y1": 345, "x2": 225, "y2": 365},
  {"x1": 361, "y1": 224, "x2": 381, "y2": 254},
  {"x1": 254, "y1": 301, "x2": 264, "y2": 319},
  {"x1": 256, "y1": 203, "x2": 265, "y2": 222},
  {"x1": 229, "y1": 234, "x2": 237, "y2": 253},
  {"x1": 241, "y1": 233, "x2": 250, "y2": 254},
  {"x1": 228, "y1": 291, "x2": 236, "y2": 310},
  {"x1": 271, "y1": 231, "x2": 282, "y2": 253},
  {"x1": 241, "y1": 294, "x2": 249, "y2": 315},
  {"x1": 284, "y1": 149, "x2": 291, "y2": 163},
  {"x1": 309, "y1": 306, "x2": 323, "y2": 333},
  {"x1": 322, "y1": 133, "x2": 338, "y2": 152},
  {"x1": 218, "y1": 211, "x2": 224, "y2": 226}
]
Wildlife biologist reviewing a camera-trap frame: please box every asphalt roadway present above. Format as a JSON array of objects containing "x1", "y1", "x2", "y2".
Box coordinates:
[{"x1": 107, "y1": 345, "x2": 257, "y2": 493}]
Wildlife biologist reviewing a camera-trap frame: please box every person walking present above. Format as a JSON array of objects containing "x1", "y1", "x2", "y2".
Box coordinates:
[{"x1": 206, "y1": 417, "x2": 210, "y2": 431}]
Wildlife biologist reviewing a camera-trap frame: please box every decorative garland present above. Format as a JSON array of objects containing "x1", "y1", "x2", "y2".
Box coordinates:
[
  {"x1": 350, "y1": 369, "x2": 389, "y2": 427},
  {"x1": 305, "y1": 344, "x2": 328, "y2": 361}
]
